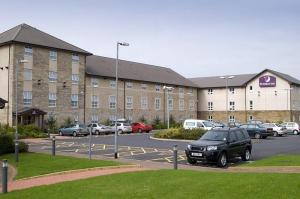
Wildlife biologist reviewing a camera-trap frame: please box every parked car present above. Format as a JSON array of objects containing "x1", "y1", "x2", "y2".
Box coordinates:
[
  {"x1": 281, "y1": 122, "x2": 299, "y2": 135},
  {"x1": 248, "y1": 120, "x2": 263, "y2": 125},
  {"x1": 239, "y1": 124, "x2": 273, "y2": 139},
  {"x1": 131, "y1": 122, "x2": 153, "y2": 133},
  {"x1": 185, "y1": 128, "x2": 252, "y2": 167},
  {"x1": 262, "y1": 123, "x2": 285, "y2": 137},
  {"x1": 58, "y1": 123, "x2": 89, "y2": 137},
  {"x1": 87, "y1": 123, "x2": 111, "y2": 135},
  {"x1": 211, "y1": 121, "x2": 226, "y2": 128},
  {"x1": 228, "y1": 122, "x2": 242, "y2": 128},
  {"x1": 183, "y1": 119, "x2": 213, "y2": 130},
  {"x1": 109, "y1": 122, "x2": 132, "y2": 134}
]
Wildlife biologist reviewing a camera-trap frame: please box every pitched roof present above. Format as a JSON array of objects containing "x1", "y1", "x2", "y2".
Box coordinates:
[
  {"x1": 0, "y1": 23, "x2": 91, "y2": 55},
  {"x1": 189, "y1": 73, "x2": 257, "y2": 88},
  {"x1": 86, "y1": 55, "x2": 197, "y2": 87}
]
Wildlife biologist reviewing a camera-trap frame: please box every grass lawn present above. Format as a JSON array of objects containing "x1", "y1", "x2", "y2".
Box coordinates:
[
  {"x1": 242, "y1": 154, "x2": 300, "y2": 167},
  {"x1": 0, "y1": 153, "x2": 121, "y2": 179},
  {"x1": 0, "y1": 170, "x2": 300, "y2": 199}
]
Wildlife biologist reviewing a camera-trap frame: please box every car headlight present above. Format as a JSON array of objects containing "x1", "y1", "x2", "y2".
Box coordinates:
[
  {"x1": 187, "y1": 144, "x2": 192, "y2": 150},
  {"x1": 207, "y1": 146, "x2": 218, "y2": 151}
]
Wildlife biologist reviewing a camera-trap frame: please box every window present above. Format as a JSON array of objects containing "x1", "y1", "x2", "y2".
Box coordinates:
[
  {"x1": 126, "y1": 81, "x2": 133, "y2": 89},
  {"x1": 189, "y1": 100, "x2": 195, "y2": 111},
  {"x1": 49, "y1": 51, "x2": 57, "y2": 60},
  {"x1": 24, "y1": 47, "x2": 33, "y2": 56},
  {"x1": 229, "y1": 132, "x2": 238, "y2": 142},
  {"x1": 91, "y1": 78, "x2": 98, "y2": 87},
  {"x1": 126, "y1": 96, "x2": 133, "y2": 109},
  {"x1": 49, "y1": 71, "x2": 57, "y2": 82},
  {"x1": 208, "y1": 102, "x2": 213, "y2": 111},
  {"x1": 208, "y1": 115, "x2": 213, "y2": 122},
  {"x1": 23, "y1": 91, "x2": 32, "y2": 106},
  {"x1": 249, "y1": 100, "x2": 253, "y2": 110},
  {"x1": 275, "y1": 91, "x2": 278, "y2": 96},
  {"x1": 155, "y1": 85, "x2": 161, "y2": 92},
  {"x1": 188, "y1": 88, "x2": 193, "y2": 94},
  {"x1": 155, "y1": 98, "x2": 161, "y2": 110},
  {"x1": 236, "y1": 130, "x2": 246, "y2": 140},
  {"x1": 208, "y1": 89, "x2": 213, "y2": 95},
  {"x1": 249, "y1": 86, "x2": 253, "y2": 91},
  {"x1": 141, "y1": 83, "x2": 147, "y2": 90},
  {"x1": 179, "y1": 99, "x2": 184, "y2": 111},
  {"x1": 74, "y1": 115, "x2": 79, "y2": 122},
  {"x1": 229, "y1": 115, "x2": 235, "y2": 122},
  {"x1": 91, "y1": 115, "x2": 99, "y2": 123},
  {"x1": 229, "y1": 87, "x2": 235, "y2": 94},
  {"x1": 249, "y1": 115, "x2": 253, "y2": 121},
  {"x1": 71, "y1": 94, "x2": 78, "y2": 108},
  {"x1": 91, "y1": 95, "x2": 99, "y2": 108},
  {"x1": 72, "y1": 74, "x2": 79, "y2": 84},
  {"x1": 229, "y1": 101, "x2": 235, "y2": 111},
  {"x1": 168, "y1": 98, "x2": 173, "y2": 110},
  {"x1": 141, "y1": 96, "x2": 148, "y2": 109},
  {"x1": 49, "y1": 93, "x2": 57, "y2": 107},
  {"x1": 110, "y1": 80, "x2": 116, "y2": 88},
  {"x1": 24, "y1": 69, "x2": 32, "y2": 81},
  {"x1": 258, "y1": 91, "x2": 261, "y2": 96},
  {"x1": 72, "y1": 54, "x2": 79, "y2": 63},
  {"x1": 109, "y1": 96, "x2": 116, "y2": 109},
  {"x1": 179, "y1": 87, "x2": 184, "y2": 98}
]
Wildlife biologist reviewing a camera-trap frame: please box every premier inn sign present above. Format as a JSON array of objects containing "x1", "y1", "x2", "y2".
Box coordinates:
[{"x1": 259, "y1": 75, "x2": 276, "y2": 87}]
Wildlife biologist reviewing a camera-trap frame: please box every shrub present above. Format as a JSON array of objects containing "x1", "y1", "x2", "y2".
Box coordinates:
[
  {"x1": 0, "y1": 134, "x2": 28, "y2": 155},
  {"x1": 63, "y1": 117, "x2": 73, "y2": 127},
  {"x1": 18, "y1": 125, "x2": 48, "y2": 139},
  {"x1": 154, "y1": 128, "x2": 207, "y2": 140},
  {"x1": 139, "y1": 115, "x2": 147, "y2": 124},
  {"x1": 46, "y1": 116, "x2": 57, "y2": 134}
]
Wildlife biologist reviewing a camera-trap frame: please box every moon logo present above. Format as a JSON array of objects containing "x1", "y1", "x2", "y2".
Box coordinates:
[{"x1": 264, "y1": 76, "x2": 271, "y2": 83}]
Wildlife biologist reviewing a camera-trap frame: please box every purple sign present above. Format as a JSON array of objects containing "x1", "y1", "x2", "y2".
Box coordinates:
[{"x1": 259, "y1": 75, "x2": 276, "y2": 87}]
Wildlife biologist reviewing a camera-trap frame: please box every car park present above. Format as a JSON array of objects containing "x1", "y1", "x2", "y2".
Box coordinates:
[
  {"x1": 262, "y1": 123, "x2": 285, "y2": 137},
  {"x1": 183, "y1": 119, "x2": 213, "y2": 130},
  {"x1": 87, "y1": 123, "x2": 112, "y2": 135},
  {"x1": 239, "y1": 124, "x2": 273, "y2": 139},
  {"x1": 58, "y1": 123, "x2": 89, "y2": 137},
  {"x1": 185, "y1": 128, "x2": 252, "y2": 167},
  {"x1": 109, "y1": 122, "x2": 132, "y2": 134},
  {"x1": 131, "y1": 122, "x2": 153, "y2": 133},
  {"x1": 281, "y1": 122, "x2": 299, "y2": 135}
]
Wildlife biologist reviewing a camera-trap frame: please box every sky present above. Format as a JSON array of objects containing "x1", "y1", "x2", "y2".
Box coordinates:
[{"x1": 1, "y1": 0, "x2": 300, "y2": 79}]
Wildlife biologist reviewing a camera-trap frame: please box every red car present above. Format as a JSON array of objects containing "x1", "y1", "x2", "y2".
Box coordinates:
[{"x1": 131, "y1": 122, "x2": 153, "y2": 133}]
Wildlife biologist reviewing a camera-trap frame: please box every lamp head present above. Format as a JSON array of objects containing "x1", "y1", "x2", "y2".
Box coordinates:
[{"x1": 118, "y1": 42, "x2": 129, "y2": 46}]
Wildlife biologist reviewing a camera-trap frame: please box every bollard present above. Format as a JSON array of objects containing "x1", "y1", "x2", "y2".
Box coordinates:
[
  {"x1": 2, "y1": 159, "x2": 8, "y2": 194},
  {"x1": 52, "y1": 136, "x2": 56, "y2": 156},
  {"x1": 173, "y1": 145, "x2": 178, "y2": 170}
]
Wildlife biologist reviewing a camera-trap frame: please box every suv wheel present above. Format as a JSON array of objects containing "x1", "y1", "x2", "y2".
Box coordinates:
[
  {"x1": 273, "y1": 132, "x2": 278, "y2": 137},
  {"x1": 187, "y1": 157, "x2": 197, "y2": 165},
  {"x1": 95, "y1": 130, "x2": 100, "y2": 135},
  {"x1": 118, "y1": 130, "x2": 123, "y2": 135},
  {"x1": 217, "y1": 152, "x2": 227, "y2": 167},
  {"x1": 138, "y1": 128, "x2": 142, "y2": 133},
  {"x1": 293, "y1": 130, "x2": 298, "y2": 135},
  {"x1": 73, "y1": 132, "x2": 77, "y2": 137},
  {"x1": 255, "y1": 133, "x2": 261, "y2": 139},
  {"x1": 59, "y1": 131, "x2": 63, "y2": 136},
  {"x1": 242, "y1": 148, "x2": 251, "y2": 161}
]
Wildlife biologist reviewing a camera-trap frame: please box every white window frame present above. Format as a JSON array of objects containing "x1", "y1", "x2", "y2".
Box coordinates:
[
  {"x1": 141, "y1": 83, "x2": 147, "y2": 90},
  {"x1": 48, "y1": 93, "x2": 57, "y2": 107},
  {"x1": 72, "y1": 74, "x2": 80, "y2": 84},
  {"x1": 229, "y1": 101, "x2": 235, "y2": 111},
  {"x1": 229, "y1": 87, "x2": 235, "y2": 94},
  {"x1": 155, "y1": 85, "x2": 161, "y2": 92},
  {"x1": 179, "y1": 87, "x2": 184, "y2": 98},
  {"x1": 249, "y1": 100, "x2": 253, "y2": 110},
  {"x1": 71, "y1": 94, "x2": 79, "y2": 108},
  {"x1": 249, "y1": 115, "x2": 253, "y2": 121},
  {"x1": 179, "y1": 99, "x2": 184, "y2": 111},
  {"x1": 229, "y1": 115, "x2": 235, "y2": 122},
  {"x1": 208, "y1": 89, "x2": 213, "y2": 95},
  {"x1": 49, "y1": 71, "x2": 57, "y2": 82},
  {"x1": 110, "y1": 80, "x2": 116, "y2": 88},
  {"x1": 249, "y1": 85, "x2": 253, "y2": 92},
  {"x1": 126, "y1": 96, "x2": 133, "y2": 109},
  {"x1": 49, "y1": 51, "x2": 57, "y2": 60},
  {"x1": 208, "y1": 102, "x2": 213, "y2": 111},
  {"x1": 155, "y1": 98, "x2": 161, "y2": 110},
  {"x1": 168, "y1": 98, "x2": 173, "y2": 110},
  {"x1": 91, "y1": 95, "x2": 99, "y2": 108},
  {"x1": 24, "y1": 46, "x2": 33, "y2": 56},
  {"x1": 126, "y1": 81, "x2": 133, "y2": 89},
  {"x1": 91, "y1": 115, "x2": 99, "y2": 123},
  {"x1": 23, "y1": 91, "x2": 32, "y2": 106},
  {"x1": 72, "y1": 54, "x2": 79, "y2": 63},
  {"x1": 24, "y1": 69, "x2": 32, "y2": 81},
  {"x1": 91, "y1": 78, "x2": 98, "y2": 87},
  {"x1": 189, "y1": 100, "x2": 195, "y2": 111},
  {"x1": 208, "y1": 115, "x2": 213, "y2": 122},
  {"x1": 109, "y1": 96, "x2": 116, "y2": 109},
  {"x1": 141, "y1": 96, "x2": 148, "y2": 109}
]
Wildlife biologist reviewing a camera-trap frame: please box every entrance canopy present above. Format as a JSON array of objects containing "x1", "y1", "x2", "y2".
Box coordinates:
[{"x1": 13, "y1": 107, "x2": 47, "y2": 129}]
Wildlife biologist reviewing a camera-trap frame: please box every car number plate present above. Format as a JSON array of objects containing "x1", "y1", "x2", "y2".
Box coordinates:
[{"x1": 191, "y1": 152, "x2": 202, "y2": 157}]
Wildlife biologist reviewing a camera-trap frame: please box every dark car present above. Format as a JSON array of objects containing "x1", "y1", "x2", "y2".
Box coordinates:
[
  {"x1": 239, "y1": 124, "x2": 273, "y2": 139},
  {"x1": 185, "y1": 128, "x2": 252, "y2": 167},
  {"x1": 131, "y1": 122, "x2": 153, "y2": 133}
]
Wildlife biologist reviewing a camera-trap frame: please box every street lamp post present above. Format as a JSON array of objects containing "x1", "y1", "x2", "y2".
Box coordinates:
[
  {"x1": 15, "y1": 59, "x2": 28, "y2": 163},
  {"x1": 219, "y1": 76, "x2": 234, "y2": 123},
  {"x1": 114, "y1": 41, "x2": 129, "y2": 159},
  {"x1": 163, "y1": 86, "x2": 174, "y2": 129},
  {"x1": 283, "y1": 88, "x2": 293, "y2": 121}
]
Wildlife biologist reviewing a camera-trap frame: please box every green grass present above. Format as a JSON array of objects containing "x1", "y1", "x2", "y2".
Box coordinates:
[
  {"x1": 0, "y1": 153, "x2": 121, "y2": 179},
  {"x1": 242, "y1": 154, "x2": 300, "y2": 167},
  {"x1": 0, "y1": 170, "x2": 300, "y2": 199}
]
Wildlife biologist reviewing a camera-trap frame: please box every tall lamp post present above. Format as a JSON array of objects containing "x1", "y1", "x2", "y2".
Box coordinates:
[
  {"x1": 163, "y1": 86, "x2": 174, "y2": 129},
  {"x1": 283, "y1": 88, "x2": 293, "y2": 121},
  {"x1": 15, "y1": 59, "x2": 28, "y2": 162},
  {"x1": 114, "y1": 41, "x2": 129, "y2": 159},
  {"x1": 219, "y1": 76, "x2": 234, "y2": 123}
]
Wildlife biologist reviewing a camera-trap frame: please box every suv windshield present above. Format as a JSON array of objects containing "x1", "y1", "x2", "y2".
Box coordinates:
[{"x1": 200, "y1": 130, "x2": 228, "y2": 141}]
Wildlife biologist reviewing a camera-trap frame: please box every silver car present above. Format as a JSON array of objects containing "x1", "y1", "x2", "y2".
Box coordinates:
[
  {"x1": 88, "y1": 123, "x2": 112, "y2": 135},
  {"x1": 109, "y1": 122, "x2": 132, "y2": 134}
]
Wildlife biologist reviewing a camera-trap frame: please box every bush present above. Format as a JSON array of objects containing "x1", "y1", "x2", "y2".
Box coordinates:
[
  {"x1": 0, "y1": 134, "x2": 28, "y2": 155},
  {"x1": 18, "y1": 125, "x2": 48, "y2": 139},
  {"x1": 154, "y1": 128, "x2": 207, "y2": 140}
]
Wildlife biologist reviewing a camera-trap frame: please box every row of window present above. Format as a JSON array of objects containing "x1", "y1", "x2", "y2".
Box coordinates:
[
  {"x1": 25, "y1": 47, "x2": 79, "y2": 63},
  {"x1": 207, "y1": 115, "x2": 254, "y2": 122},
  {"x1": 24, "y1": 70, "x2": 80, "y2": 84},
  {"x1": 207, "y1": 100, "x2": 255, "y2": 111},
  {"x1": 208, "y1": 88, "x2": 235, "y2": 95},
  {"x1": 92, "y1": 96, "x2": 195, "y2": 111}
]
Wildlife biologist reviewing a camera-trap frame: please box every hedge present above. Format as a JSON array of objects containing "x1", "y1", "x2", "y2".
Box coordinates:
[
  {"x1": 0, "y1": 124, "x2": 48, "y2": 139},
  {"x1": 153, "y1": 128, "x2": 207, "y2": 140},
  {"x1": 0, "y1": 134, "x2": 28, "y2": 155}
]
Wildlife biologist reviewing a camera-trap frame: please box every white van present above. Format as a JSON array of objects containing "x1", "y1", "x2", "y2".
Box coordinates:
[{"x1": 183, "y1": 119, "x2": 213, "y2": 130}]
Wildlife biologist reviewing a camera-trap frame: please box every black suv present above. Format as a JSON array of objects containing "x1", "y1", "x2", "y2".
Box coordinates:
[{"x1": 185, "y1": 128, "x2": 252, "y2": 167}]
